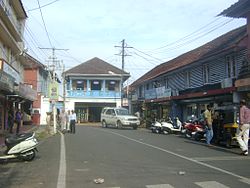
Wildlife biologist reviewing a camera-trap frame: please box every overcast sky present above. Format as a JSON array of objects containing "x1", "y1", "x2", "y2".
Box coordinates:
[{"x1": 22, "y1": 0, "x2": 245, "y2": 84}]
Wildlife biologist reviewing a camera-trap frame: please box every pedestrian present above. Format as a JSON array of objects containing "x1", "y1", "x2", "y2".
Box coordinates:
[
  {"x1": 59, "y1": 109, "x2": 67, "y2": 132},
  {"x1": 46, "y1": 112, "x2": 51, "y2": 134},
  {"x1": 204, "y1": 104, "x2": 213, "y2": 147},
  {"x1": 15, "y1": 108, "x2": 22, "y2": 135},
  {"x1": 70, "y1": 110, "x2": 77, "y2": 134},
  {"x1": 67, "y1": 110, "x2": 71, "y2": 132},
  {"x1": 8, "y1": 108, "x2": 14, "y2": 134},
  {"x1": 236, "y1": 99, "x2": 250, "y2": 156}
]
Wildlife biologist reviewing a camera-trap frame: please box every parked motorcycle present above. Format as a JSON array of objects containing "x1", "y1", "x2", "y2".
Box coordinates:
[
  {"x1": 182, "y1": 119, "x2": 206, "y2": 141},
  {"x1": 161, "y1": 117, "x2": 183, "y2": 134},
  {"x1": 150, "y1": 119, "x2": 163, "y2": 134},
  {"x1": 0, "y1": 132, "x2": 38, "y2": 162}
]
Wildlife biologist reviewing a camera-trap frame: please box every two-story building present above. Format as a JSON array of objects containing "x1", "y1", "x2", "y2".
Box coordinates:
[
  {"x1": 24, "y1": 54, "x2": 50, "y2": 125},
  {"x1": 0, "y1": 0, "x2": 37, "y2": 130},
  {"x1": 219, "y1": 0, "x2": 250, "y2": 103},
  {"x1": 130, "y1": 25, "x2": 247, "y2": 123},
  {"x1": 64, "y1": 57, "x2": 130, "y2": 123}
]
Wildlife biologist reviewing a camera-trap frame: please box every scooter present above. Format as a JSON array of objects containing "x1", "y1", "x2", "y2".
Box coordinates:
[
  {"x1": 0, "y1": 132, "x2": 38, "y2": 162},
  {"x1": 161, "y1": 117, "x2": 183, "y2": 134},
  {"x1": 150, "y1": 119, "x2": 163, "y2": 134}
]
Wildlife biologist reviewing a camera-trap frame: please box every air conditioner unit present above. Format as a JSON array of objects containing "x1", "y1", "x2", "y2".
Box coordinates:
[{"x1": 221, "y1": 78, "x2": 233, "y2": 88}]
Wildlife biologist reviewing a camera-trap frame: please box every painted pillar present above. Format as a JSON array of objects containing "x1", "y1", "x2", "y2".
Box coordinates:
[
  {"x1": 103, "y1": 80, "x2": 106, "y2": 92},
  {"x1": 87, "y1": 80, "x2": 90, "y2": 91}
]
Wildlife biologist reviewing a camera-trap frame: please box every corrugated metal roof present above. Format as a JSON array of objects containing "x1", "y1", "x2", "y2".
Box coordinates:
[
  {"x1": 218, "y1": 0, "x2": 250, "y2": 18},
  {"x1": 131, "y1": 25, "x2": 247, "y2": 88}
]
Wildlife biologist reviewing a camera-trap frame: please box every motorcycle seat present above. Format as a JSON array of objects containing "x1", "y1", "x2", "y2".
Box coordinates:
[{"x1": 5, "y1": 132, "x2": 34, "y2": 146}]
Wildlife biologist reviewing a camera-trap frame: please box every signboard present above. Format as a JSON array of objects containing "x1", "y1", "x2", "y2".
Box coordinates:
[
  {"x1": 49, "y1": 81, "x2": 59, "y2": 101},
  {"x1": 2, "y1": 60, "x2": 21, "y2": 84}
]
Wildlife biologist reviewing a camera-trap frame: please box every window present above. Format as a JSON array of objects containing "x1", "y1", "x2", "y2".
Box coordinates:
[
  {"x1": 91, "y1": 80, "x2": 102, "y2": 90},
  {"x1": 226, "y1": 55, "x2": 236, "y2": 78},
  {"x1": 146, "y1": 83, "x2": 150, "y2": 90},
  {"x1": 107, "y1": 80, "x2": 117, "y2": 91},
  {"x1": 76, "y1": 80, "x2": 84, "y2": 90},
  {"x1": 203, "y1": 64, "x2": 210, "y2": 84}
]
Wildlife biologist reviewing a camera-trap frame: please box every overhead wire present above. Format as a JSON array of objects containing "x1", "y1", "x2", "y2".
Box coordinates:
[
  {"x1": 28, "y1": 0, "x2": 60, "y2": 12},
  {"x1": 36, "y1": 0, "x2": 53, "y2": 48}
]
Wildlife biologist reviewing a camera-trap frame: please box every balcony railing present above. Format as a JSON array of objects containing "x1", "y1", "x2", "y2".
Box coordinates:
[{"x1": 67, "y1": 90, "x2": 121, "y2": 98}]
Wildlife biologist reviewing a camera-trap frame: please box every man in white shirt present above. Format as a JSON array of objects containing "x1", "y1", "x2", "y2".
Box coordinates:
[{"x1": 70, "y1": 110, "x2": 77, "y2": 134}]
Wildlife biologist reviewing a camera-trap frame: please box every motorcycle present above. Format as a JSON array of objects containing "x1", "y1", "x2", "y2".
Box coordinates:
[
  {"x1": 161, "y1": 117, "x2": 183, "y2": 134},
  {"x1": 0, "y1": 132, "x2": 38, "y2": 162},
  {"x1": 182, "y1": 119, "x2": 206, "y2": 141},
  {"x1": 150, "y1": 119, "x2": 163, "y2": 134}
]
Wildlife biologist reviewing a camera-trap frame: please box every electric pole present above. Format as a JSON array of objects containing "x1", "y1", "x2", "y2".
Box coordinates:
[
  {"x1": 39, "y1": 47, "x2": 68, "y2": 134},
  {"x1": 115, "y1": 39, "x2": 132, "y2": 107}
]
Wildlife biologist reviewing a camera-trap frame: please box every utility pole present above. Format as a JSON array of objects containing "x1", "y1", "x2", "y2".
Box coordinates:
[
  {"x1": 39, "y1": 47, "x2": 68, "y2": 134},
  {"x1": 115, "y1": 39, "x2": 132, "y2": 107}
]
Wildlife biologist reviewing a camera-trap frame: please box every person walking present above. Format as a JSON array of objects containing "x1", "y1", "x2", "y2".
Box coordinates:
[
  {"x1": 15, "y1": 109, "x2": 22, "y2": 135},
  {"x1": 46, "y1": 112, "x2": 51, "y2": 134},
  {"x1": 8, "y1": 108, "x2": 14, "y2": 134},
  {"x1": 67, "y1": 110, "x2": 71, "y2": 133},
  {"x1": 204, "y1": 105, "x2": 213, "y2": 147},
  {"x1": 60, "y1": 109, "x2": 67, "y2": 132},
  {"x1": 236, "y1": 99, "x2": 250, "y2": 156},
  {"x1": 70, "y1": 110, "x2": 77, "y2": 134}
]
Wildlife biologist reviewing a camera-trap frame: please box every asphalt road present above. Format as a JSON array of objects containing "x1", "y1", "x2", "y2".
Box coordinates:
[{"x1": 1, "y1": 125, "x2": 250, "y2": 188}]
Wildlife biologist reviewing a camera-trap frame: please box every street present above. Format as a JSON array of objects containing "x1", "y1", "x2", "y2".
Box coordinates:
[{"x1": 1, "y1": 125, "x2": 250, "y2": 188}]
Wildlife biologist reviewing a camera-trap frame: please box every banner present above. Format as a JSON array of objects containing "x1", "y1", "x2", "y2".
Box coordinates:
[{"x1": 49, "y1": 81, "x2": 59, "y2": 101}]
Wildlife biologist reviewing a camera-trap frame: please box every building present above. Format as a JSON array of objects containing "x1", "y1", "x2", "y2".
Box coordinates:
[
  {"x1": 23, "y1": 54, "x2": 50, "y2": 125},
  {"x1": 64, "y1": 57, "x2": 130, "y2": 122},
  {"x1": 0, "y1": 0, "x2": 37, "y2": 131},
  {"x1": 130, "y1": 25, "x2": 247, "y2": 124},
  {"x1": 219, "y1": 0, "x2": 250, "y2": 103}
]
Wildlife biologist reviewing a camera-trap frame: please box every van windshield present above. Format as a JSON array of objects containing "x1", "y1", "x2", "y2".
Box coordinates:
[{"x1": 115, "y1": 109, "x2": 129, "y2": 115}]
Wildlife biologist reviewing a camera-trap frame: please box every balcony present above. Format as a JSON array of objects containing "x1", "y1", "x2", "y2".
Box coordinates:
[
  {"x1": 0, "y1": 0, "x2": 24, "y2": 41},
  {"x1": 67, "y1": 90, "x2": 121, "y2": 98}
]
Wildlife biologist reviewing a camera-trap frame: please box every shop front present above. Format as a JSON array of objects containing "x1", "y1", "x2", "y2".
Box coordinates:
[{"x1": 75, "y1": 102, "x2": 116, "y2": 123}]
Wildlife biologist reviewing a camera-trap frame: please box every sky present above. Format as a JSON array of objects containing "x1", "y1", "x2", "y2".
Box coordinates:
[{"x1": 21, "y1": 0, "x2": 245, "y2": 85}]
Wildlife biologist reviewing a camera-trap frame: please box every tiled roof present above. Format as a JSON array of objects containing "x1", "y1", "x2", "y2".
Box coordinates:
[
  {"x1": 64, "y1": 57, "x2": 129, "y2": 76},
  {"x1": 131, "y1": 25, "x2": 247, "y2": 88},
  {"x1": 218, "y1": 0, "x2": 250, "y2": 18}
]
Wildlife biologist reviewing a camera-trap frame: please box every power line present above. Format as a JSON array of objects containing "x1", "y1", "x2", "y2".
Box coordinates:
[
  {"x1": 28, "y1": 0, "x2": 60, "y2": 12},
  {"x1": 36, "y1": 0, "x2": 53, "y2": 48}
]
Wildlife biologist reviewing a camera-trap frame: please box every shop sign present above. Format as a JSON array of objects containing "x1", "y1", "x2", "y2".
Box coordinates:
[
  {"x1": 0, "y1": 71, "x2": 14, "y2": 92},
  {"x1": 49, "y1": 81, "x2": 59, "y2": 101},
  {"x1": 235, "y1": 78, "x2": 250, "y2": 87},
  {"x1": 131, "y1": 94, "x2": 138, "y2": 101},
  {"x1": 156, "y1": 87, "x2": 172, "y2": 98},
  {"x1": 2, "y1": 60, "x2": 21, "y2": 84},
  {"x1": 145, "y1": 89, "x2": 157, "y2": 99}
]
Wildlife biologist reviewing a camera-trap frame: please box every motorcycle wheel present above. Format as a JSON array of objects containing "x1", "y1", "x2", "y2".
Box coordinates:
[
  {"x1": 20, "y1": 149, "x2": 36, "y2": 161},
  {"x1": 185, "y1": 131, "x2": 191, "y2": 138},
  {"x1": 194, "y1": 133, "x2": 202, "y2": 141}
]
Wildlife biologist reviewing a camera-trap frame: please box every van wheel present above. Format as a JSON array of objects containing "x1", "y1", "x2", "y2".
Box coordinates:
[
  {"x1": 117, "y1": 121, "x2": 122, "y2": 129},
  {"x1": 133, "y1": 125, "x2": 138, "y2": 130},
  {"x1": 102, "y1": 120, "x2": 107, "y2": 128}
]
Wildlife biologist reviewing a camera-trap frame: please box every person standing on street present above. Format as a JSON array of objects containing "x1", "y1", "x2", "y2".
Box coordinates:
[
  {"x1": 70, "y1": 110, "x2": 77, "y2": 134},
  {"x1": 236, "y1": 99, "x2": 250, "y2": 156},
  {"x1": 204, "y1": 105, "x2": 213, "y2": 147},
  {"x1": 15, "y1": 108, "x2": 22, "y2": 135}
]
